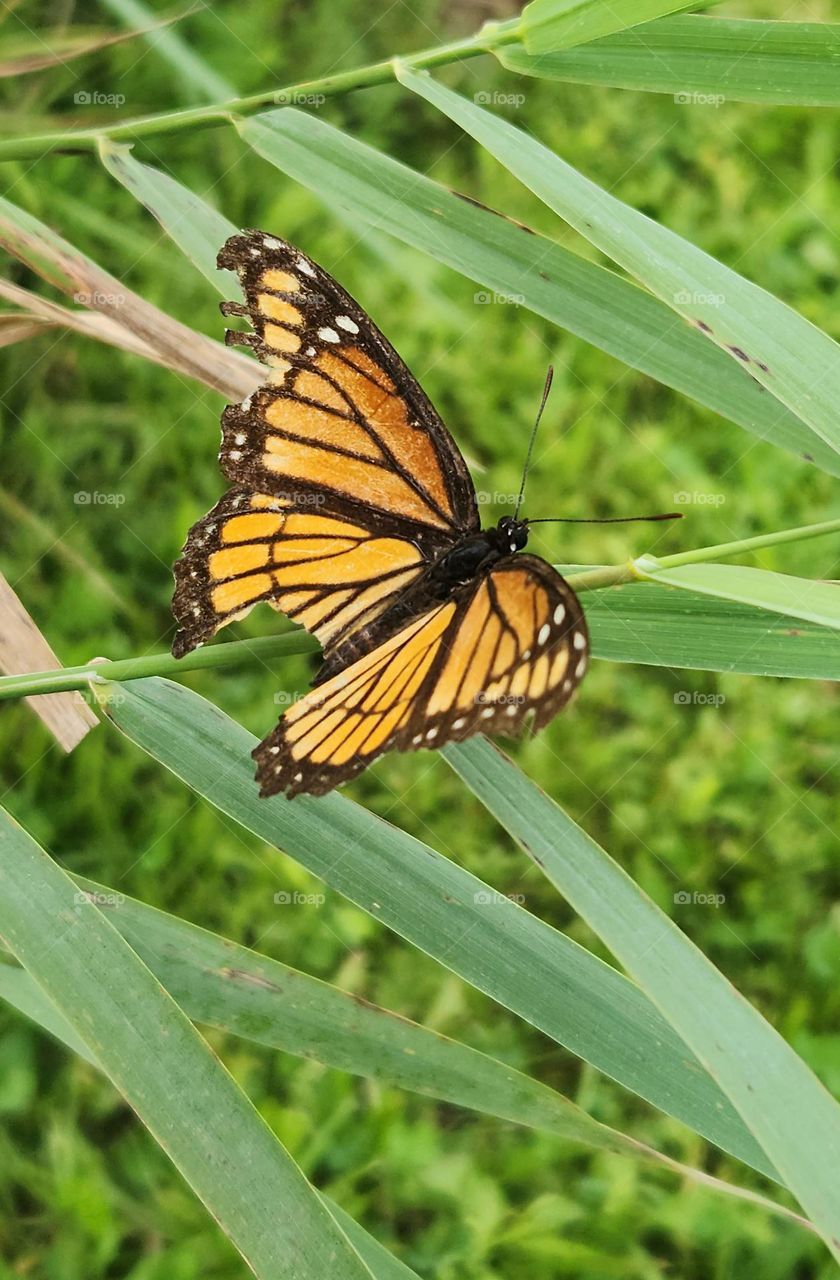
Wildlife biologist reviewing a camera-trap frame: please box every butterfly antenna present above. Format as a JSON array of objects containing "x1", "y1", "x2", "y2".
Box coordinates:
[
  {"x1": 513, "y1": 366, "x2": 554, "y2": 520},
  {"x1": 529, "y1": 512, "x2": 683, "y2": 525}
]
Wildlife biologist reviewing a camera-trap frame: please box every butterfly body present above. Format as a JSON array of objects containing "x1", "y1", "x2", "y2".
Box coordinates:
[{"x1": 172, "y1": 231, "x2": 589, "y2": 798}]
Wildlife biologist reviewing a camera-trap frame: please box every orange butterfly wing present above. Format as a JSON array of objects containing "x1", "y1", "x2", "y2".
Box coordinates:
[
  {"x1": 173, "y1": 231, "x2": 478, "y2": 659},
  {"x1": 253, "y1": 555, "x2": 588, "y2": 797}
]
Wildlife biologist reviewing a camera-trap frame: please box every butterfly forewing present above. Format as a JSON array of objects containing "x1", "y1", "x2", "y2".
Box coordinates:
[
  {"x1": 253, "y1": 556, "x2": 588, "y2": 798},
  {"x1": 218, "y1": 231, "x2": 478, "y2": 543}
]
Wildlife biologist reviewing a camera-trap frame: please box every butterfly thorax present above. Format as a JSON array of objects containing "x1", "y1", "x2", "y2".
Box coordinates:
[{"x1": 433, "y1": 517, "x2": 529, "y2": 587}]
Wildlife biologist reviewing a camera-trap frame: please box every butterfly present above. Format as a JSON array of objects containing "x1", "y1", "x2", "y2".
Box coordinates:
[{"x1": 171, "y1": 230, "x2": 589, "y2": 798}]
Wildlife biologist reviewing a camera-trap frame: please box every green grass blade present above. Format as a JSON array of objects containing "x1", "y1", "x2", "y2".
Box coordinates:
[
  {"x1": 444, "y1": 737, "x2": 840, "y2": 1263},
  {"x1": 519, "y1": 0, "x2": 718, "y2": 54},
  {"x1": 3, "y1": 886, "x2": 800, "y2": 1218},
  {"x1": 0, "y1": 810, "x2": 376, "y2": 1279},
  {"x1": 237, "y1": 109, "x2": 835, "y2": 476},
  {"x1": 499, "y1": 17, "x2": 840, "y2": 106},
  {"x1": 639, "y1": 560, "x2": 840, "y2": 631},
  {"x1": 101, "y1": 676, "x2": 777, "y2": 1180},
  {"x1": 396, "y1": 67, "x2": 840, "y2": 461},
  {"x1": 99, "y1": 0, "x2": 236, "y2": 102},
  {"x1": 583, "y1": 578, "x2": 840, "y2": 678},
  {"x1": 99, "y1": 141, "x2": 241, "y2": 295}
]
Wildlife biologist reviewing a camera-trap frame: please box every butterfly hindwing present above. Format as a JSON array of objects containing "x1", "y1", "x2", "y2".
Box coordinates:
[
  {"x1": 217, "y1": 231, "x2": 479, "y2": 546},
  {"x1": 253, "y1": 555, "x2": 588, "y2": 797}
]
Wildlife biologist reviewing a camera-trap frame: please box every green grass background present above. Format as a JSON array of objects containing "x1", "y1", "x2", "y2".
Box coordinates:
[{"x1": 1, "y1": 0, "x2": 840, "y2": 1275}]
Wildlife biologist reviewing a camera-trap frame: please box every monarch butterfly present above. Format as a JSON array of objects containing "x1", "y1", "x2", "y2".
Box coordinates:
[{"x1": 172, "y1": 231, "x2": 595, "y2": 797}]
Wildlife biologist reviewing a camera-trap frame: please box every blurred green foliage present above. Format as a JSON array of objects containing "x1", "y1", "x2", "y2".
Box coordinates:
[{"x1": 1, "y1": 0, "x2": 839, "y2": 1276}]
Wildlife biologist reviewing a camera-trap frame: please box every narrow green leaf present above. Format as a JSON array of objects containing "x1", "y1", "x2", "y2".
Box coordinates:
[
  {"x1": 99, "y1": 0, "x2": 236, "y2": 102},
  {"x1": 395, "y1": 68, "x2": 840, "y2": 461},
  {"x1": 639, "y1": 559, "x2": 840, "y2": 631},
  {"x1": 2, "y1": 885, "x2": 800, "y2": 1221},
  {"x1": 237, "y1": 109, "x2": 836, "y2": 476},
  {"x1": 499, "y1": 17, "x2": 840, "y2": 107},
  {"x1": 445, "y1": 737, "x2": 840, "y2": 1263},
  {"x1": 583, "y1": 577, "x2": 840, "y2": 678},
  {"x1": 519, "y1": 0, "x2": 717, "y2": 54},
  {"x1": 99, "y1": 141, "x2": 241, "y2": 295},
  {"x1": 0, "y1": 811, "x2": 375, "y2": 1279},
  {"x1": 102, "y1": 676, "x2": 778, "y2": 1180}
]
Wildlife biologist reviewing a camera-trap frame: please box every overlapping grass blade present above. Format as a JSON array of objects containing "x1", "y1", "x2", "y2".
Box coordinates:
[
  {"x1": 444, "y1": 737, "x2": 840, "y2": 1263},
  {"x1": 499, "y1": 17, "x2": 840, "y2": 106},
  {"x1": 582, "y1": 578, "x2": 840, "y2": 678},
  {"x1": 518, "y1": 0, "x2": 718, "y2": 54},
  {"x1": 639, "y1": 560, "x2": 840, "y2": 631},
  {"x1": 0, "y1": 810, "x2": 377, "y2": 1280},
  {"x1": 237, "y1": 109, "x2": 834, "y2": 474},
  {"x1": 0, "y1": 885, "x2": 803, "y2": 1219},
  {"x1": 101, "y1": 675, "x2": 778, "y2": 1180},
  {"x1": 395, "y1": 67, "x2": 840, "y2": 460}
]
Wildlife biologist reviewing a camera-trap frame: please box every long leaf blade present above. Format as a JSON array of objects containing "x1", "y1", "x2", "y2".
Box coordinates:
[
  {"x1": 396, "y1": 67, "x2": 840, "y2": 460},
  {"x1": 444, "y1": 737, "x2": 840, "y2": 1263},
  {"x1": 0, "y1": 810, "x2": 375, "y2": 1280},
  {"x1": 499, "y1": 17, "x2": 840, "y2": 106},
  {"x1": 102, "y1": 676, "x2": 777, "y2": 1180},
  {"x1": 237, "y1": 108, "x2": 836, "y2": 475}
]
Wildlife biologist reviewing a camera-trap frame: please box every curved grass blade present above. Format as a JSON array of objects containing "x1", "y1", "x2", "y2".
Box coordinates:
[
  {"x1": 101, "y1": 676, "x2": 777, "y2": 1180},
  {"x1": 583, "y1": 577, "x2": 840, "y2": 678},
  {"x1": 237, "y1": 108, "x2": 835, "y2": 475},
  {"x1": 1, "y1": 889, "x2": 805, "y2": 1222},
  {"x1": 499, "y1": 17, "x2": 840, "y2": 107},
  {"x1": 519, "y1": 0, "x2": 719, "y2": 54},
  {"x1": 0, "y1": 810, "x2": 376, "y2": 1280},
  {"x1": 99, "y1": 141, "x2": 241, "y2": 295},
  {"x1": 444, "y1": 737, "x2": 840, "y2": 1264},
  {"x1": 99, "y1": 0, "x2": 236, "y2": 102},
  {"x1": 396, "y1": 67, "x2": 840, "y2": 461},
  {"x1": 638, "y1": 559, "x2": 840, "y2": 631}
]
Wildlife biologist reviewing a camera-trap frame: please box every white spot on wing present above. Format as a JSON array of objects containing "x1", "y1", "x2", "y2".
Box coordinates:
[
  {"x1": 318, "y1": 327, "x2": 340, "y2": 343},
  {"x1": 336, "y1": 314, "x2": 359, "y2": 333},
  {"x1": 573, "y1": 631, "x2": 586, "y2": 651},
  {"x1": 297, "y1": 258, "x2": 315, "y2": 277},
  {"x1": 553, "y1": 603, "x2": 566, "y2": 624},
  {"x1": 537, "y1": 623, "x2": 550, "y2": 645}
]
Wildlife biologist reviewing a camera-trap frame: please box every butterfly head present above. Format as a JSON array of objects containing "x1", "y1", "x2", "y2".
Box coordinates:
[{"x1": 494, "y1": 515, "x2": 529, "y2": 556}]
